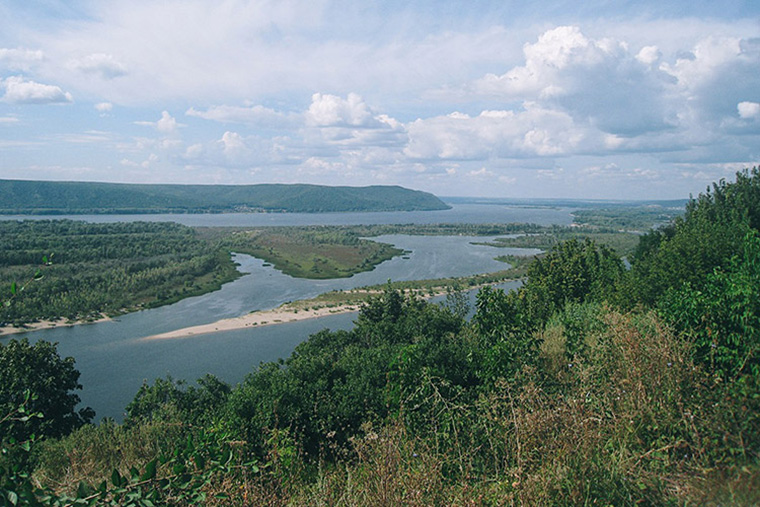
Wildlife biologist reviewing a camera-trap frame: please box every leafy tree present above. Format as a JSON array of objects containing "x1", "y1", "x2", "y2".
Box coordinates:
[
  {"x1": 660, "y1": 232, "x2": 760, "y2": 379},
  {"x1": 0, "y1": 338, "x2": 93, "y2": 440},
  {"x1": 628, "y1": 167, "x2": 760, "y2": 306},
  {"x1": 126, "y1": 374, "x2": 231, "y2": 426},
  {"x1": 517, "y1": 238, "x2": 624, "y2": 326}
]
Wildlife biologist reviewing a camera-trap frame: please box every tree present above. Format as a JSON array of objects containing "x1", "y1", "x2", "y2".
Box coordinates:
[
  {"x1": 0, "y1": 338, "x2": 93, "y2": 440},
  {"x1": 628, "y1": 167, "x2": 760, "y2": 307}
]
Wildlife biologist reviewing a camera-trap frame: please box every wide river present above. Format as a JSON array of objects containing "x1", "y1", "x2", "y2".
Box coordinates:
[{"x1": 2, "y1": 203, "x2": 572, "y2": 420}]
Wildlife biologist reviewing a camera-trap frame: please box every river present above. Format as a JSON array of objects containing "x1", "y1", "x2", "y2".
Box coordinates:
[{"x1": 1, "y1": 203, "x2": 570, "y2": 420}]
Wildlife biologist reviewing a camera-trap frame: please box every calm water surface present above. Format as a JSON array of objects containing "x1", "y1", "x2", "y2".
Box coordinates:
[{"x1": 2, "y1": 204, "x2": 568, "y2": 420}]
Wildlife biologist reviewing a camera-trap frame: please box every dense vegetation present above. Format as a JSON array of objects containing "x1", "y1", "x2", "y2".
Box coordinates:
[
  {"x1": 571, "y1": 205, "x2": 683, "y2": 230},
  {"x1": 0, "y1": 180, "x2": 449, "y2": 214},
  {"x1": 0, "y1": 221, "x2": 241, "y2": 328},
  {"x1": 2, "y1": 168, "x2": 760, "y2": 505},
  {"x1": 218, "y1": 227, "x2": 404, "y2": 279}
]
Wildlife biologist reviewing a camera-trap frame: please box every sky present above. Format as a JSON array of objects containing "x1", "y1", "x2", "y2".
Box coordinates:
[{"x1": 0, "y1": 1, "x2": 759, "y2": 200}]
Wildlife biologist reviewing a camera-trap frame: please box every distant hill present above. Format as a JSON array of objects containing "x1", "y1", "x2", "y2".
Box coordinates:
[{"x1": 0, "y1": 180, "x2": 450, "y2": 214}]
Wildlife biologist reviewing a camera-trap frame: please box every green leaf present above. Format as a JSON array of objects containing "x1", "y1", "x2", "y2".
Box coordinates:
[
  {"x1": 141, "y1": 458, "x2": 158, "y2": 481},
  {"x1": 7, "y1": 491, "x2": 18, "y2": 505},
  {"x1": 77, "y1": 481, "x2": 93, "y2": 498},
  {"x1": 112, "y1": 468, "x2": 123, "y2": 487},
  {"x1": 10, "y1": 282, "x2": 16, "y2": 295}
]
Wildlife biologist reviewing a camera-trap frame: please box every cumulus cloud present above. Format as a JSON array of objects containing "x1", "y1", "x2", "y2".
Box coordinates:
[
  {"x1": 68, "y1": 53, "x2": 127, "y2": 79},
  {"x1": 95, "y1": 102, "x2": 113, "y2": 112},
  {"x1": 182, "y1": 130, "x2": 302, "y2": 170},
  {"x1": 405, "y1": 105, "x2": 590, "y2": 160},
  {"x1": 660, "y1": 37, "x2": 760, "y2": 122},
  {"x1": 472, "y1": 26, "x2": 674, "y2": 136},
  {"x1": 1, "y1": 76, "x2": 72, "y2": 104},
  {"x1": 737, "y1": 101, "x2": 760, "y2": 119},
  {"x1": 306, "y1": 93, "x2": 377, "y2": 127},
  {"x1": 303, "y1": 93, "x2": 407, "y2": 148},
  {"x1": 135, "y1": 111, "x2": 182, "y2": 134},
  {"x1": 636, "y1": 45, "x2": 661, "y2": 65},
  {"x1": 186, "y1": 104, "x2": 297, "y2": 128},
  {"x1": 0, "y1": 47, "x2": 44, "y2": 71}
]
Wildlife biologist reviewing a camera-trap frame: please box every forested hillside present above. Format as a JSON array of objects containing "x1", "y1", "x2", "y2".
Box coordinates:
[
  {"x1": 2, "y1": 168, "x2": 760, "y2": 505},
  {"x1": 0, "y1": 180, "x2": 450, "y2": 214}
]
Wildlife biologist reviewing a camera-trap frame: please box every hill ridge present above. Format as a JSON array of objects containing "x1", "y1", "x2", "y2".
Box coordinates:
[{"x1": 0, "y1": 179, "x2": 450, "y2": 214}]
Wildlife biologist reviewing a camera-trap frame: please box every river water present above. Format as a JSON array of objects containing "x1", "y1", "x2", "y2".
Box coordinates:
[{"x1": 2, "y1": 203, "x2": 571, "y2": 420}]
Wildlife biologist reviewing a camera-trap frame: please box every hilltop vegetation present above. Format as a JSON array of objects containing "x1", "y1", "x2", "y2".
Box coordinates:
[
  {"x1": 0, "y1": 180, "x2": 450, "y2": 214},
  {"x1": 2, "y1": 168, "x2": 760, "y2": 505}
]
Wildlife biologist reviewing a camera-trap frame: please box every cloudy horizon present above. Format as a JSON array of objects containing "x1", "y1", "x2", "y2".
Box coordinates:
[{"x1": 1, "y1": 0, "x2": 758, "y2": 200}]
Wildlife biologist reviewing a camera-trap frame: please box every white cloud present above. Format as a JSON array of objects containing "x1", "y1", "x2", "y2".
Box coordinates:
[
  {"x1": 471, "y1": 26, "x2": 674, "y2": 136},
  {"x1": 0, "y1": 115, "x2": 19, "y2": 124},
  {"x1": 660, "y1": 37, "x2": 741, "y2": 91},
  {"x1": 738, "y1": 101, "x2": 760, "y2": 119},
  {"x1": 156, "y1": 111, "x2": 179, "y2": 134},
  {"x1": 135, "y1": 111, "x2": 182, "y2": 134},
  {"x1": 302, "y1": 93, "x2": 407, "y2": 149},
  {"x1": 473, "y1": 26, "x2": 615, "y2": 98},
  {"x1": 405, "y1": 105, "x2": 590, "y2": 160},
  {"x1": 660, "y1": 36, "x2": 760, "y2": 124},
  {"x1": 186, "y1": 104, "x2": 297, "y2": 128},
  {"x1": 95, "y1": 102, "x2": 113, "y2": 112},
  {"x1": 306, "y1": 93, "x2": 376, "y2": 127},
  {"x1": 468, "y1": 167, "x2": 495, "y2": 178},
  {"x1": 636, "y1": 45, "x2": 661, "y2": 65},
  {"x1": 1, "y1": 75, "x2": 72, "y2": 104},
  {"x1": 69, "y1": 53, "x2": 127, "y2": 79},
  {"x1": 0, "y1": 47, "x2": 44, "y2": 71}
]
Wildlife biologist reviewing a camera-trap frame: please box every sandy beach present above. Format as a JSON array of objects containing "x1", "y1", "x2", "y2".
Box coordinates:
[
  {"x1": 0, "y1": 316, "x2": 111, "y2": 337},
  {"x1": 142, "y1": 303, "x2": 361, "y2": 340}
]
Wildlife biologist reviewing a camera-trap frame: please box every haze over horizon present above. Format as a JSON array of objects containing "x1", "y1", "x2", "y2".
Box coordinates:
[{"x1": 1, "y1": 1, "x2": 758, "y2": 200}]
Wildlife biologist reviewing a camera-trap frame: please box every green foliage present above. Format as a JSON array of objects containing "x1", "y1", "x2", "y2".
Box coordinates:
[
  {"x1": 628, "y1": 166, "x2": 760, "y2": 306},
  {"x1": 0, "y1": 338, "x2": 92, "y2": 441},
  {"x1": 125, "y1": 374, "x2": 231, "y2": 427},
  {"x1": 660, "y1": 232, "x2": 760, "y2": 379},
  {"x1": 0, "y1": 221, "x2": 240, "y2": 327},
  {"x1": 518, "y1": 238, "x2": 624, "y2": 326},
  {"x1": 220, "y1": 226, "x2": 403, "y2": 279},
  {"x1": 225, "y1": 286, "x2": 465, "y2": 457},
  {"x1": 572, "y1": 204, "x2": 683, "y2": 230}
]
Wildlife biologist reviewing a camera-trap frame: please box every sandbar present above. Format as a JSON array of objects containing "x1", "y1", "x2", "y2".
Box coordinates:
[
  {"x1": 0, "y1": 316, "x2": 111, "y2": 337},
  {"x1": 142, "y1": 303, "x2": 360, "y2": 340}
]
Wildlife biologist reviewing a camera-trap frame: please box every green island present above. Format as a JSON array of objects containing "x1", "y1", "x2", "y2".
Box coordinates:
[{"x1": 2, "y1": 167, "x2": 760, "y2": 505}]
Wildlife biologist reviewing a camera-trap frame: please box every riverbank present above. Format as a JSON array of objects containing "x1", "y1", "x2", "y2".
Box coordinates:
[
  {"x1": 143, "y1": 303, "x2": 362, "y2": 340},
  {"x1": 141, "y1": 271, "x2": 526, "y2": 341},
  {"x1": 0, "y1": 315, "x2": 111, "y2": 337}
]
